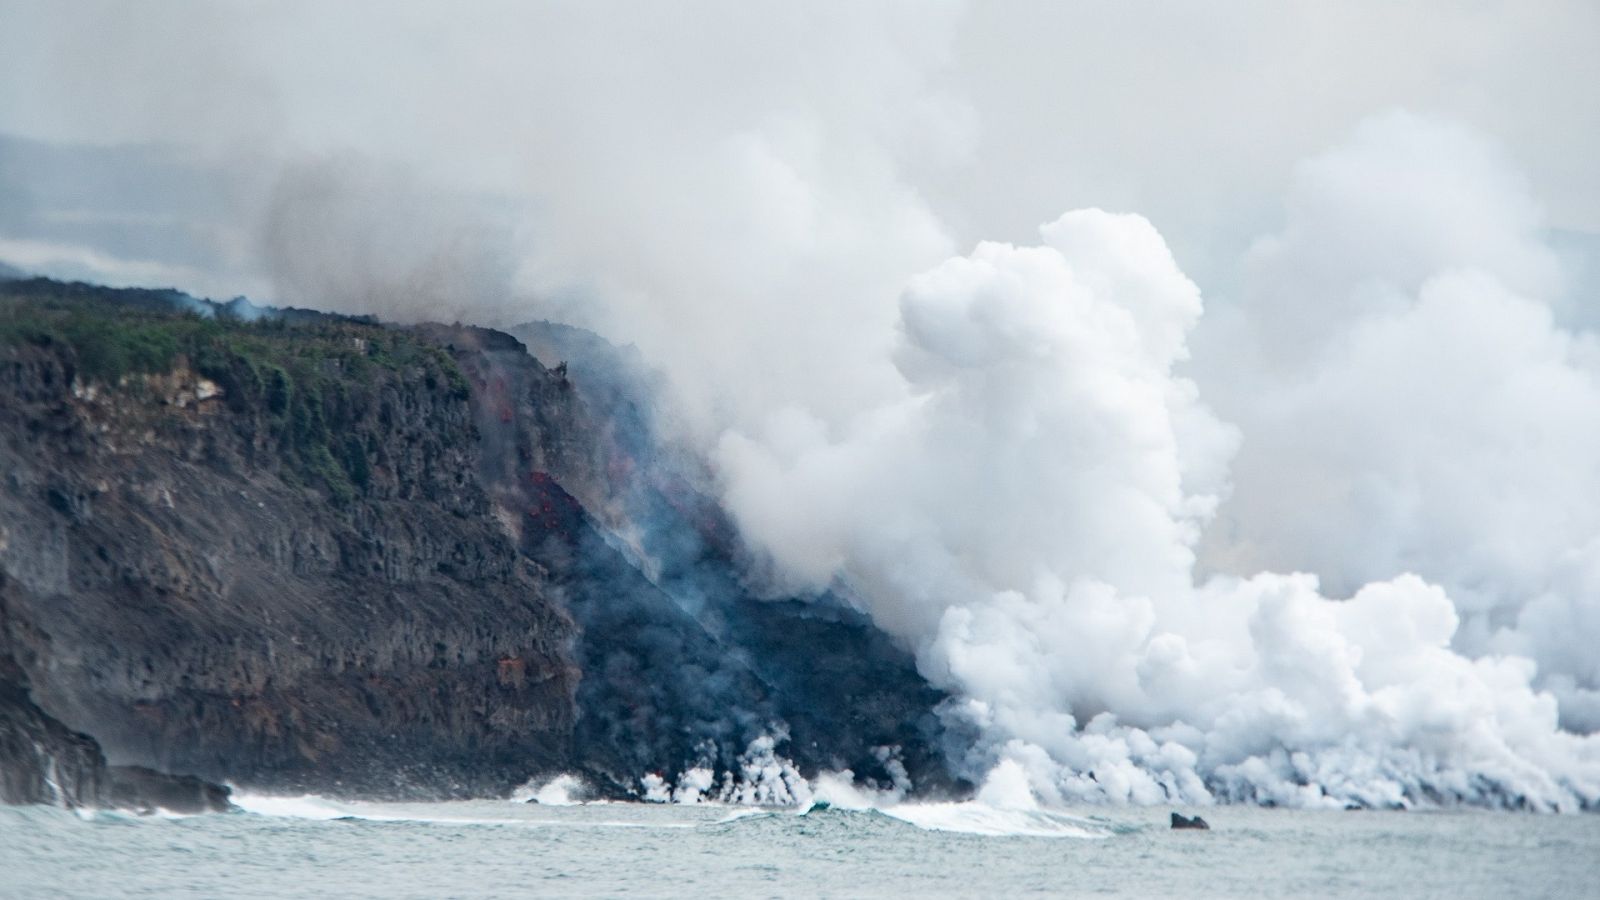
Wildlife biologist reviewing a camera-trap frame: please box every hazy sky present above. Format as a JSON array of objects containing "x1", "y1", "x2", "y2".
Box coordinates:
[{"x1": 3, "y1": 1, "x2": 1596, "y2": 300}]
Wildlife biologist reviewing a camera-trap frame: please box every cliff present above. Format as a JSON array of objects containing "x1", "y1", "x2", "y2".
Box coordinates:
[
  {"x1": 0, "y1": 280, "x2": 578, "y2": 800},
  {"x1": 0, "y1": 279, "x2": 962, "y2": 805}
]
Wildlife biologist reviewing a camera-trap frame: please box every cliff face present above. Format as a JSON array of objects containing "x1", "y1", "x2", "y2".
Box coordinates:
[
  {"x1": 0, "y1": 281, "x2": 578, "y2": 799},
  {"x1": 0, "y1": 280, "x2": 963, "y2": 805},
  {"x1": 0, "y1": 648, "x2": 107, "y2": 807}
]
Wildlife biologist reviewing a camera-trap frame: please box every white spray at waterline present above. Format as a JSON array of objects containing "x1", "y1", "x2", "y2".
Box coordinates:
[{"x1": 717, "y1": 206, "x2": 1600, "y2": 810}]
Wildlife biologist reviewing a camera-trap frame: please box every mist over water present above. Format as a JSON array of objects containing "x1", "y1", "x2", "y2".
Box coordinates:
[{"x1": 3, "y1": 3, "x2": 1600, "y2": 810}]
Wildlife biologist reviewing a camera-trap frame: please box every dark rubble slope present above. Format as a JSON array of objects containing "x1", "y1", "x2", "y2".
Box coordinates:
[{"x1": 507, "y1": 320, "x2": 966, "y2": 795}]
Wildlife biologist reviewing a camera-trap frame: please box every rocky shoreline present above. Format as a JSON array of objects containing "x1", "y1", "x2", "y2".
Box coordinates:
[{"x1": 1, "y1": 651, "x2": 230, "y2": 813}]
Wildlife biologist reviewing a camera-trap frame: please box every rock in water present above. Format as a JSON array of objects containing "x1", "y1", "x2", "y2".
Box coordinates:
[
  {"x1": 1, "y1": 651, "x2": 232, "y2": 812},
  {"x1": 107, "y1": 766, "x2": 232, "y2": 815},
  {"x1": 0, "y1": 660, "x2": 107, "y2": 807},
  {"x1": 1171, "y1": 812, "x2": 1211, "y2": 830}
]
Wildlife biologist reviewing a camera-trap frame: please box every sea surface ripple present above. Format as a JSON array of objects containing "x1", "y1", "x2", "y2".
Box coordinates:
[{"x1": 2, "y1": 797, "x2": 1596, "y2": 898}]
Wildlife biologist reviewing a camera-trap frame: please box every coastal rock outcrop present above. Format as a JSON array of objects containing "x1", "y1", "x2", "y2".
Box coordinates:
[
  {"x1": 0, "y1": 280, "x2": 578, "y2": 800},
  {"x1": 1, "y1": 641, "x2": 230, "y2": 811},
  {"x1": 0, "y1": 648, "x2": 108, "y2": 807}
]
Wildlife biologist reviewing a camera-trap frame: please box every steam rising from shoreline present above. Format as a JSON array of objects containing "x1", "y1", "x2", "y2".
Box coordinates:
[{"x1": 719, "y1": 187, "x2": 1600, "y2": 810}]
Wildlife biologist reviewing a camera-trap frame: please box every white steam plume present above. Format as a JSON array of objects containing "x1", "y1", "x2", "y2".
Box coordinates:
[
  {"x1": 1199, "y1": 113, "x2": 1600, "y2": 734},
  {"x1": 718, "y1": 194, "x2": 1600, "y2": 808}
]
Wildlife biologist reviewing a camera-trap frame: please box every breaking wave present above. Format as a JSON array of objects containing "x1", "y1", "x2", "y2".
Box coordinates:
[{"x1": 229, "y1": 791, "x2": 1113, "y2": 840}]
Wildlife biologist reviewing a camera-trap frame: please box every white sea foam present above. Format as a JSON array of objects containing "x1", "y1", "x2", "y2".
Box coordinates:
[
  {"x1": 641, "y1": 734, "x2": 815, "y2": 807},
  {"x1": 509, "y1": 773, "x2": 589, "y2": 806},
  {"x1": 689, "y1": 786, "x2": 1112, "y2": 838},
  {"x1": 803, "y1": 760, "x2": 1111, "y2": 838},
  {"x1": 230, "y1": 793, "x2": 351, "y2": 821},
  {"x1": 230, "y1": 793, "x2": 700, "y2": 829},
  {"x1": 709, "y1": 807, "x2": 772, "y2": 825},
  {"x1": 877, "y1": 803, "x2": 1110, "y2": 839},
  {"x1": 633, "y1": 745, "x2": 1101, "y2": 838}
]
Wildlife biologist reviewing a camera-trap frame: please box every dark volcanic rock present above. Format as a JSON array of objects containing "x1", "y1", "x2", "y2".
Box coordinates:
[
  {"x1": 485, "y1": 322, "x2": 968, "y2": 797},
  {"x1": 0, "y1": 282, "x2": 578, "y2": 799},
  {"x1": 1171, "y1": 812, "x2": 1211, "y2": 830},
  {"x1": 1, "y1": 638, "x2": 230, "y2": 811},
  {"x1": 0, "y1": 648, "x2": 106, "y2": 807},
  {"x1": 107, "y1": 765, "x2": 231, "y2": 814}
]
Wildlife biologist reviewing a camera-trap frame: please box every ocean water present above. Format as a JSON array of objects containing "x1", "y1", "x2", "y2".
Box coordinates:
[{"x1": 2, "y1": 795, "x2": 1596, "y2": 899}]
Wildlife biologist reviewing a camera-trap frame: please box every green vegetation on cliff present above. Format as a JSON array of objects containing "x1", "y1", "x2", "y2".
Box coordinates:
[
  {"x1": 0, "y1": 279, "x2": 470, "y2": 504},
  {"x1": 0, "y1": 278, "x2": 581, "y2": 799}
]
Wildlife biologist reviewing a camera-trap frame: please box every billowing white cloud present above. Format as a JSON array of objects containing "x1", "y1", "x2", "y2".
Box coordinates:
[
  {"x1": 1200, "y1": 113, "x2": 1600, "y2": 733},
  {"x1": 717, "y1": 205, "x2": 1600, "y2": 809}
]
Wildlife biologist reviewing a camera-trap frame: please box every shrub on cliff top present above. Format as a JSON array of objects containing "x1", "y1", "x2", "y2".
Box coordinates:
[{"x1": 0, "y1": 278, "x2": 473, "y2": 506}]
